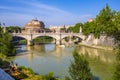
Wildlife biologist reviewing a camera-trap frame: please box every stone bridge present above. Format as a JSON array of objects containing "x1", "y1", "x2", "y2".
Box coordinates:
[{"x1": 11, "y1": 32, "x2": 86, "y2": 45}]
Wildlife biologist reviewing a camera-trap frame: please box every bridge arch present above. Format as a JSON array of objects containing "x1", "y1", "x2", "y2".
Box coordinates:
[
  {"x1": 12, "y1": 34, "x2": 28, "y2": 40},
  {"x1": 32, "y1": 34, "x2": 60, "y2": 41},
  {"x1": 60, "y1": 35, "x2": 83, "y2": 44},
  {"x1": 61, "y1": 35, "x2": 84, "y2": 41},
  {"x1": 32, "y1": 35, "x2": 56, "y2": 44},
  {"x1": 12, "y1": 36, "x2": 27, "y2": 44}
]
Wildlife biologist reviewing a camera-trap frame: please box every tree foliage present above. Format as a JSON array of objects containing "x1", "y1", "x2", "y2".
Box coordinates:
[
  {"x1": 6, "y1": 26, "x2": 21, "y2": 33},
  {"x1": 66, "y1": 51, "x2": 93, "y2": 80},
  {"x1": 68, "y1": 23, "x2": 83, "y2": 33},
  {"x1": 0, "y1": 25, "x2": 16, "y2": 56},
  {"x1": 113, "y1": 12, "x2": 120, "y2": 43},
  {"x1": 82, "y1": 21, "x2": 97, "y2": 37},
  {"x1": 95, "y1": 4, "x2": 116, "y2": 36},
  {"x1": 82, "y1": 4, "x2": 120, "y2": 39},
  {"x1": 33, "y1": 36, "x2": 54, "y2": 43}
]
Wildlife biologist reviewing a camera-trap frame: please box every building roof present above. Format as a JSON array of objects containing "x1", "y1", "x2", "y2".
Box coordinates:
[{"x1": 24, "y1": 19, "x2": 45, "y2": 29}]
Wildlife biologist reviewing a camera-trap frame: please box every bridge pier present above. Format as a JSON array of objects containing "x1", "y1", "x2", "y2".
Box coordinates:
[
  {"x1": 27, "y1": 40, "x2": 33, "y2": 46},
  {"x1": 55, "y1": 40, "x2": 61, "y2": 45},
  {"x1": 69, "y1": 35, "x2": 73, "y2": 44}
]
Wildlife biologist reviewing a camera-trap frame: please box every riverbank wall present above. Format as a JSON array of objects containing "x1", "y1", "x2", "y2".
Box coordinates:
[{"x1": 80, "y1": 34, "x2": 116, "y2": 50}]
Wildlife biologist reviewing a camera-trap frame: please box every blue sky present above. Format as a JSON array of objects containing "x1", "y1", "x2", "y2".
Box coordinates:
[{"x1": 0, "y1": 0, "x2": 120, "y2": 27}]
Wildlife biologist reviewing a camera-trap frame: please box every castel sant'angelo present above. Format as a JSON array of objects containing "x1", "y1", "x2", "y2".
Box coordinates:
[
  {"x1": 22, "y1": 19, "x2": 45, "y2": 33},
  {"x1": 21, "y1": 19, "x2": 70, "y2": 33}
]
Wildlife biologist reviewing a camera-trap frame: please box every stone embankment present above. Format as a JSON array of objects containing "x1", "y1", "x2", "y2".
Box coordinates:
[{"x1": 80, "y1": 34, "x2": 115, "y2": 50}]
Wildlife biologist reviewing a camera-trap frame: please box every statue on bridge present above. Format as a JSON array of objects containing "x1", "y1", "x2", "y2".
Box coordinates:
[{"x1": 79, "y1": 26, "x2": 82, "y2": 33}]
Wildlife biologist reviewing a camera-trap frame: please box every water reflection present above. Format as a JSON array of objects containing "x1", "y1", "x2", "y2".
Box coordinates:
[
  {"x1": 14, "y1": 44, "x2": 116, "y2": 80},
  {"x1": 28, "y1": 45, "x2": 116, "y2": 63},
  {"x1": 32, "y1": 45, "x2": 45, "y2": 52},
  {"x1": 76, "y1": 46, "x2": 116, "y2": 63}
]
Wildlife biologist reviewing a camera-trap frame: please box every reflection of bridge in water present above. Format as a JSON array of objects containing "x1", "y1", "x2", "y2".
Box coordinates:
[
  {"x1": 20, "y1": 44, "x2": 116, "y2": 63},
  {"x1": 12, "y1": 32, "x2": 85, "y2": 45}
]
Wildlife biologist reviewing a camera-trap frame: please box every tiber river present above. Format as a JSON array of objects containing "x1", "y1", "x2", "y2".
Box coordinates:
[{"x1": 13, "y1": 44, "x2": 116, "y2": 80}]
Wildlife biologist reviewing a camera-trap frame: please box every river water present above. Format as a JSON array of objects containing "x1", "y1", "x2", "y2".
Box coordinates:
[{"x1": 13, "y1": 44, "x2": 116, "y2": 80}]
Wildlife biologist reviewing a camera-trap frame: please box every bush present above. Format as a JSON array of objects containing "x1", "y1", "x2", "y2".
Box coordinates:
[
  {"x1": 44, "y1": 72, "x2": 56, "y2": 80},
  {"x1": 18, "y1": 66, "x2": 34, "y2": 75},
  {"x1": 66, "y1": 51, "x2": 93, "y2": 80}
]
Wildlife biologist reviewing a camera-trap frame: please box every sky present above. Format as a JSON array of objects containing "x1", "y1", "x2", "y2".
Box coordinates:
[{"x1": 0, "y1": 0, "x2": 120, "y2": 27}]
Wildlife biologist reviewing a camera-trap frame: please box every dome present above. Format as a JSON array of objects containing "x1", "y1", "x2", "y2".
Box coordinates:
[{"x1": 25, "y1": 19, "x2": 45, "y2": 29}]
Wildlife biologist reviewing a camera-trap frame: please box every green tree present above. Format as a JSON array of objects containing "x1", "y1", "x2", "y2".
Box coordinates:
[
  {"x1": 67, "y1": 51, "x2": 93, "y2": 80},
  {"x1": 0, "y1": 24, "x2": 15, "y2": 56},
  {"x1": 33, "y1": 36, "x2": 53, "y2": 43},
  {"x1": 68, "y1": 23, "x2": 83, "y2": 33},
  {"x1": 68, "y1": 26, "x2": 73, "y2": 32},
  {"x1": 95, "y1": 4, "x2": 116, "y2": 36},
  {"x1": 6, "y1": 26, "x2": 21, "y2": 33},
  {"x1": 112, "y1": 12, "x2": 120, "y2": 80},
  {"x1": 113, "y1": 12, "x2": 120, "y2": 43},
  {"x1": 82, "y1": 21, "x2": 97, "y2": 37},
  {"x1": 82, "y1": 4, "x2": 118, "y2": 38}
]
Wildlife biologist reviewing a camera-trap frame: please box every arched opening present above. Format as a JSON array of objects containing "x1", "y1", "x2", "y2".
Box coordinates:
[
  {"x1": 33, "y1": 36, "x2": 56, "y2": 45},
  {"x1": 72, "y1": 36, "x2": 82, "y2": 44},
  {"x1": 61, "y1": 36, "x2": 82, "y2": 45},
  {"x1": 12, "y1": 36, "x2": 27, "y2": 45},
  {"x1": 61, "y1": 36, "x2": 70, "y2": 44}
]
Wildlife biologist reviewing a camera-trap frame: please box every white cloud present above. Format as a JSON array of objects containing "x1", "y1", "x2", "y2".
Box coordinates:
[
  {"x1": 0, "y1": 0, "x2": 92, "y2": 27},
  {"x1": 17, "y1": 0, "x2": 71, "y2": 14}
]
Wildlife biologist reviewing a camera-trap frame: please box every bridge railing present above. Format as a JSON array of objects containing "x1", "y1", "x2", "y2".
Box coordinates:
[{"x1": 11, "y1": 32, "x2": 83, "y2": 35}]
